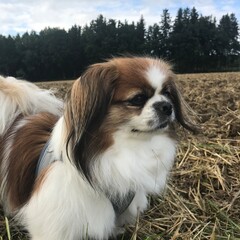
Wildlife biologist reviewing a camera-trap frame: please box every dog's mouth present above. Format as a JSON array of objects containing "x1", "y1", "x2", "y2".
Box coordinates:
[{"x1": 131, "y1": 121, "x2": 169, "y2": 133}]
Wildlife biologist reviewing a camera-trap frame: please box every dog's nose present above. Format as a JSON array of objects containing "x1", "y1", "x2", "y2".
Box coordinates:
[{"x1": 153, "y1": 101, "x2": 172, "y2": 116}]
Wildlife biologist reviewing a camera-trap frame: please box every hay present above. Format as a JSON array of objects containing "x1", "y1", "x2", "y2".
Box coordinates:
[{"x1": 1, "y1": 72, "x2": 239, "y2": 239}]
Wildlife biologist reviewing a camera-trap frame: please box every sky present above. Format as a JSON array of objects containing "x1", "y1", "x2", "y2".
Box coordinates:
[{"x1": 0, "y1": 0, "x2": 239, "y2": 36}]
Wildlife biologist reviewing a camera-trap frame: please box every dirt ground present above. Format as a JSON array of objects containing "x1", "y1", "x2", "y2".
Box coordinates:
[{"x1": 1, "y1": 72, "x2": 239, "y2": 239}]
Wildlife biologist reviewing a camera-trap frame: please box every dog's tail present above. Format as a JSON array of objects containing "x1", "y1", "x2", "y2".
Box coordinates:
[{"x1": 0, "y1": 76, "x2": 63, "y2": 135}]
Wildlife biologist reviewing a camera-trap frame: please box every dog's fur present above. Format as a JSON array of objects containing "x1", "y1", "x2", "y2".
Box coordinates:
[{"x1": 0, "y1": 57, "x2": 197, "y2": 239}]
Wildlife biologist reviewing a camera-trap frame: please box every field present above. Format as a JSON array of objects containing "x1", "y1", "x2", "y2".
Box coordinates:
[{"x1": 1, "y1": 72, "x2": 239, "y2": 239}]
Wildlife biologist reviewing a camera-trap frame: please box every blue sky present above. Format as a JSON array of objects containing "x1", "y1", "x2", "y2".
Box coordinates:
[{"x1": 0, "y1": 0, "x2": 239, "y2": 36}]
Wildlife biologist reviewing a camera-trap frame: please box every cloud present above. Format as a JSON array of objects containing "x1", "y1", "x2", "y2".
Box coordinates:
[
  {"x1": 190, "y1": 0, "x2": 239, "y2": 21},
  {"x1": 0, "y1": 0, "x2": 239, "y2": 36}
]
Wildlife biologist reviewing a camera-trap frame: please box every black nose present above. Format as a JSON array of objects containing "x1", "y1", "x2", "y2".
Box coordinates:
[{"x1": 153, "y1": 101, "x2": 172, "y2": 116}]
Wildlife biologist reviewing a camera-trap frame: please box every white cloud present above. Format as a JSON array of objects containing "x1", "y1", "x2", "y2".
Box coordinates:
[{"x1": 0, "y1": 0, "x2": 239, "y2": 36}]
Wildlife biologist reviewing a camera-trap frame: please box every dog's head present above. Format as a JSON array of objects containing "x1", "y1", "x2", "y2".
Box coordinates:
[{"x1": 64, "y1": 57, "x2": 197, "y2": 181}]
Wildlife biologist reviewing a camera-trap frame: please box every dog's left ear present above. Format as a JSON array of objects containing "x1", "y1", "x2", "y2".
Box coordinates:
[
  {"x1": 64, "y1": 62, "x2": 118, "y2": 181},
  {"x1": 163, "y1": 76, "x2": 199, "y2": 134},
  {"x1": 66, "y1": 63, "x2": 118, "y2": 140}
]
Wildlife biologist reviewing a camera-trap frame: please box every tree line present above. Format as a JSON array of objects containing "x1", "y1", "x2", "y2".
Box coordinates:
[{"x1": 0, "y1": 7, "x2": 239, "y2": 81}]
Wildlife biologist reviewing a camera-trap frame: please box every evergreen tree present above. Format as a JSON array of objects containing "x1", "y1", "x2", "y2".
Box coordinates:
[
  {"x1": 0, "y1": 35, "x2": 19, "y2": 76},
  {"x1": 217, "y1": 13, "x2": 240, "y2": 55},
  {"x1": 159, "y1": 9, "x2": 172, "y2": 58},
  {"x1": 38, "y1": 28, "x2": 69, "y2": 80},
  {"x1": 15, "y1": 31, "x2": 42, "y2": 80},
  {"x1": 82, "y1": 15, "x2": 118, "y2": 64},
  {"x1": 197, "y1": 16, "x2": 218, "y2": 70},
  {"x1": 146, "y1": 24, "x2": 161, "y2": 56},
  {"x1": 136, "y1": 16, "x2": 146, "y2": 53},
  {"x1": 117, "y1": 20, "x2": 136, "y2": 53},
  {"x1": 216, "y1": 13, "x2": 240, "y2": 69},
  {"x1": 170, "y1": 8, "x2": 189, "y2": 71},
  {"x1": 67, "y1": 25, "x2": 85, "y2": 78}
]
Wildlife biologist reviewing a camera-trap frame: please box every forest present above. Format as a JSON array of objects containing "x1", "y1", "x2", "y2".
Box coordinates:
[{"x1": 0, "y1": 7, "x2": 239, "y2": 81}]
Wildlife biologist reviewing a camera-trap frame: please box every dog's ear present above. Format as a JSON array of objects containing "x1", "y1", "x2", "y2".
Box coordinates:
[
  {"x1": 163, "y1": 76, "x2": 199, "y2": 134},
  {"x1": 64, "y1": 62, "x2": 118, "y2": 181}
]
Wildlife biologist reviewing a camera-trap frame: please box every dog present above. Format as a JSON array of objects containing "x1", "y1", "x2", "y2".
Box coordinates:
[{"x1": 0, "y1": 56, "x2": 197, "y2": 239}]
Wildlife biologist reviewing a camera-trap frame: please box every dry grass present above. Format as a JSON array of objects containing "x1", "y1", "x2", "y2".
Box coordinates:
[{"x1": 1, "y1": 72, "x2": 239, "y2": 239}]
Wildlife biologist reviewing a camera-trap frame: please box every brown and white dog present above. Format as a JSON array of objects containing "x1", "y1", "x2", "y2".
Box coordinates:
[{"x1": 0, "y1": 57, "x2": 196, "y2": 239}]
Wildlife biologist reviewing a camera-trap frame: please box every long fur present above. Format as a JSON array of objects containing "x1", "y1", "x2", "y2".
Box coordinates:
[
  {"x1": 0, "y1": 76, "x2": 62, "y2": 135},
  {"x1": 0, "y1": 57, "x2": 197, "y2": 240}
]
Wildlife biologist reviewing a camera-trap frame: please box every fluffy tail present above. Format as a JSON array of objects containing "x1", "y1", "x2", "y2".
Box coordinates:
[{"x1": 0, "y1": 76, "x2": 63, "y2": 135}]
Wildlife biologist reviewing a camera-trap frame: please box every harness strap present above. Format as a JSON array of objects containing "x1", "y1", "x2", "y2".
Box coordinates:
[
  {"x1": 36, "y1": 142, "x2": 135, "y2": 215},
  {"x1": 36, "y1": 140, "x2": 56, "y2": 176},
  {"x1": 108, "y1": 191, "x2": 135, "y2": 216}
]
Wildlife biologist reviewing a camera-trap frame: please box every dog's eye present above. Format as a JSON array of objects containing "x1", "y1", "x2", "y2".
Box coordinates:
[
  {"x1": 127, "y1": 93, "x2": 148, "y2": 107},
  {"x1": 162, "y1": 87, "x2": 171, "y2": 98}
]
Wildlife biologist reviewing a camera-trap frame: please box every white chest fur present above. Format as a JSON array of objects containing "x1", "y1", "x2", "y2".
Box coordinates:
[
  {"x1": 19, "y1": 131, "x2": 176, "y2": 240},
  {"x1": 94, "y1": 131, "x2": 176, "y2": 195}
]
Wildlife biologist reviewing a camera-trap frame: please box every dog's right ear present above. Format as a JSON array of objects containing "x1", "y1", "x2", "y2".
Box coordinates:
[
  {"x1": 64, "y1": 62, "x2": 118, "y2": 181},
  {"x1": 162, "y1": 76, "x2": 200, "y2": 134}
]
